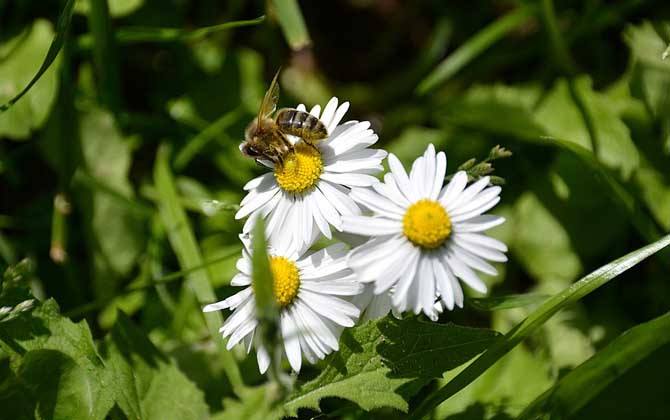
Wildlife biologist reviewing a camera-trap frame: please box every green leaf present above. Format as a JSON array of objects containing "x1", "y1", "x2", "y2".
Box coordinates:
[
  {"x1": 409, "y1": 233, "x2": 670, "y2": 419},
  {"x1": 213, "y1": 386, "x2": 283, "y2": 420},
  {"x1": 284, "y1": 317, "x2": 499, "y2": 416},
  {"x1": 519, "y1": 311, "x2": 670, "y2": 419},
  {"x1": 19, "y1": 349, "x2": 99, "y2": 420},
  {"x1": 0, "y1": 20, "x2": 63, "y2": 139},
  {"x1": 0, "y1": 0, "x2": 74, "y2": 116},
  {"x1": 271, "y1": 0, "x2": 311, "y2": 50},
  {"x1": 251, "y1": 218, "x2": 276, "y2": 322},
  {"x1": 535, "y1": 77, "x2": 640, "y2": 179},
  {"x1": 417, "y1": 6, "x2": 535, "y2": 94},
  {"x1": 153, "y1": 145, "x2": 244, "y2": 394},
  {"x1": 468, "y1": 293, "x2": 549, "y2": 311},
  {"x1": 0, "y1": 299, "x2": 115, "y2": 419},
  {"x1": 101, "y1": 312, "x2": 209, "y2": 420}
]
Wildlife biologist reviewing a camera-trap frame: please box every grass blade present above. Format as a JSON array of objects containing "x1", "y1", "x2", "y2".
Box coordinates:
[
  {"x1": 174, "y1": 107, "x2": 245, "y2": 171},
  {"x1": 416, "y1": 5, "x2": 535, "y2": 95},
  {"x1": 153, "y1": 144, "x2": 245, "y2": 395},
  {"x1": 468, "y1": 293, "x2": 550, "y2": 311},
  {"x1": 0, "y1": 0, "x2": 75, "y2": 112},
  {"x1": 87, "y1": 0, "x2": 122, "y2": 113},
  {"x1": 519, "y1": 311, "x2": 670, "y2": 419},
  {"x1": 409, "y1": 233, "x2": 670, "y2": 419},
  {"x1": 76, "y1": 16, "x2": 265, "y2": 48},
  {"x1": 271, "y1": 0, "x2": 311, "y2": 50}
]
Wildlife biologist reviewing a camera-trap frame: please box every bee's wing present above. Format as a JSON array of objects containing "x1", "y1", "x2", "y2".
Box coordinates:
[{"x1": 257, "y1": 70, "x2": 280, "y2": 123}]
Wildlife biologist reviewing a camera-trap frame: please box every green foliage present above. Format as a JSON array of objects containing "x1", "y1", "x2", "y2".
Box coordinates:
[
  {"x1": 2, "y1": 2, "x2": 670, "y2": 419},
  {"x1": 0, "y1": 20, "x2": 63, "y2": 138},
  {"x1": 519, "y1": 311, "x2": 670, "y2": 419},
  {"x1": 284, "y1": 317, "x2": 499, "y2": 416},
  {"x1": 100, "y1": 312, "x2": 209, "y2": 420}
]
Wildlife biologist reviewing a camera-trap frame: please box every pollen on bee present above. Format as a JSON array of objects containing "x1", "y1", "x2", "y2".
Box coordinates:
[{"x1": 274, "y1": 142, "x2": 323, "y2": 193}]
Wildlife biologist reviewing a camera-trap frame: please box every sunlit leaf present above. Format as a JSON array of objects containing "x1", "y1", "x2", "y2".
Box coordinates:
[{"x1": 284, "y1": 316, "x2": 499, "y2": 416}]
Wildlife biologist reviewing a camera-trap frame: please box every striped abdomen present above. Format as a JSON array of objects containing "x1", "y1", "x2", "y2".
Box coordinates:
[{"x1": 275, "y1": 108, "x2": 328, "y2": 143}]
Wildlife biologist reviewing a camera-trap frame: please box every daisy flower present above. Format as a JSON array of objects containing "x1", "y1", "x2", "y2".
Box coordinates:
[
  {"x1": 203, "y1": 234, "x2": 362, "y2": 374},
  {"x1": 342, "y1": 144, "x2": 508, "y2": 321},
  {"x1": 236, "y1": 97, "x2": 386, "y2": 249}
]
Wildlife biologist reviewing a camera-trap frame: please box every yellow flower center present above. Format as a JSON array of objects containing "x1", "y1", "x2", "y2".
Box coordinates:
[
  {"x1": 403, "y1": 199, "x2": 452, "y2": 249},
  {"x1": 270, "y1": 256, "x2": 301, "y2": 307},
  {"x1": 274, "y1": 143, "x2": 323, "y2": 193}
]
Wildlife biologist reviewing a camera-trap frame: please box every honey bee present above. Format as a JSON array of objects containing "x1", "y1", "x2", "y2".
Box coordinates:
[{"x1": 241, "y1": 71, "x2": 328, "y2": 165}]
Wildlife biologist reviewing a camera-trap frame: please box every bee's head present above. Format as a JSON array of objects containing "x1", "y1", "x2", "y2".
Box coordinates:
[{"x1": 241, "y1": 143, "x2": 263, "y2": 158}]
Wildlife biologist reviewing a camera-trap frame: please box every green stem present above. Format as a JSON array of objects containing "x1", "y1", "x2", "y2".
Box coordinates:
[
  {"x1": 416, "y1": 5, "x2": 535, "y2": 94},
  {"x1": 64, "y1": 247, "x2": 241, "y2": 318},
  {"x1": 87, "y1": 0, "x2": 122, "y2": 113}
]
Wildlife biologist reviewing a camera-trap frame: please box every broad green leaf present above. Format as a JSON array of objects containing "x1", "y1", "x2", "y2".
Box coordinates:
[
  {"x1": 271, "y1": 0, "x2": 311, "y2": 50},
  {"x1": 153, "y1": 145, "x2": 244, "y2": 394},
  {"x1": 0, "y1": 260, "x2": 35, "y2": 323},
  {"x1": 101, "y1": 312, "x2": 209, "y2": 420},
  {"x1": 510, "y1": 192, "x2": 582, "y2": 286},
  {"x1": 519, "y1": 311, "x2": 670, "y2": 419},
  {"x1": 0, "y1": 20, "x2": 63, "y2": 139},
  {"x1": 468, "y1": 293, "x2": 549, "y2": 311},
  {"x1": 0, "y1": 0, "x2": 74, "y2": 116},
  {"x1": 409, "y1": 233, "x2": 670, "y2": 419},
  {"x1": 535, "y1": 77, "x2": 640, "y2": 179},
  {"x1": 284, "y1": 317, "x2": 499, "y2": 416},
  {"x1": 18, "y1": 349, "x2": 99, "y2": 420},
  {"x1": 0, "y1": 299, "x2": 115, "y2": 419},
  {"x1": 417, "y1": 6, "x2": 535, "y2": 94},
  {"x1": 79, "y1": 107, "x2": 144, "y2": 278}
]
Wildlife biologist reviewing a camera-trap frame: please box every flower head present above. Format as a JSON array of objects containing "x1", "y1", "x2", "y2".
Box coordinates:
[
  {"x1": 203, "y1": 235, "x2": 362, "y2": 373},
  {"x1": 342, "y1": 144, "x2": 507, "y2": 320},
  {"x1": 236, "y1": 97, "x2": 386, "y2": 250}
]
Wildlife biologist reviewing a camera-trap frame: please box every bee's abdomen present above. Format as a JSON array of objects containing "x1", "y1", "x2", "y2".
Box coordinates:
[{"x1": 276, "y1": 108, "x2": 328, "y2": 142}]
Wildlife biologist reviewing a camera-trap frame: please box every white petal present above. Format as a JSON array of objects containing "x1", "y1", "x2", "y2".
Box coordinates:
[
  {"x1": 226, "y1": 318, "x2": 257, "y2": 350},
  {"x1": 447, "y1": 176, "x2": 490, "y2": 213},
  {"x1": 236, "y1": 187, "x2": 280, "y2": 219},
  {"x1": 290, "y1": 304, "x2": 326, "y2": 359},
  {"x1": 310, "y1": 186, "x2": 341, "y2": 231},
  {"x1": 320, "y1": 97, "x2": 338, "y2": 128},
  {"x1": 432, "y1": 256, "x2": 454, "y2": 310},
  {"x1": 281, "y1": 311, "x2": 302, "y2": 372},
  {"x1": 320, "y1": 172, "x2": 380, "y2": 188},
  {"x1": 306, "y1": 194, "x2": 332, "y2": 239},
  {"x1": 445, "y1": 252, "x2": 487, "y2": 293},
  {"x1": 318, "y1": 181, "x2": 361, "y2": 217},
  {"x1": 450, "y1": 197, "x2": 501, "y2": 223},
  {"x1": 328, "y1": 101, "x2": 350, "y2": 133},
  {"x1": 309, "y1": 104, "x2": 321, "y2": 118},
  {"x1": 374, "y1": 173, "x2": 411, "y2": 207},
  {"x1": 431, "y1": 151, "x2": 447, "y2": 199},
  {"x1": 296, "y1": 302, "x2": 339, "y2": 351},
  {"x1": 388, "y1": 153, "x2": 417, "y2": 202},
  {"x1": 243, "y1": 173, "x2": 275, "y2": 191},
  {"x1": 256, "y1": 341, "x2": 270, "y2": 374},
  {"x1": 417, "y1": 254, "x2": 437, "y2": 320},
  {"x1": 203, "y1": 287, "x2": 252, "y2": 312},
  {"x1": 220, "y1": 296, "x2": 256, "y2": 337},
  {"x1": 439, "y1": 171, "x2": 468, "y2": 208},
  {"x1": 349, "y1": 188, "x2": 405, "y2": 218},
  {"x1": 451, "y1": 244, "x2": 498, "y2": 276},
  {"x1": 450, "y1": 186, "x2": 501, "y2": 217},
  {"x1": 230, "y1": 273, "x2": 251, "y2": 286},
  {"x1": 391, "y1": 250, "x2": 421, "y2": 308},
  {"x1": 457, "y1": 232, "x2": 508, "y2": 252},
  {"x1": 453, "y1": 215, "x2": 505, "y2": 233},
  {"x1": 341, "y1": 215, "x2": 401, "y2": 236}
]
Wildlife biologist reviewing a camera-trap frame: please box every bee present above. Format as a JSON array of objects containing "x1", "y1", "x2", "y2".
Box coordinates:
[{"x1": 241, "y1": 71, "x2": 328, "y2": 165}]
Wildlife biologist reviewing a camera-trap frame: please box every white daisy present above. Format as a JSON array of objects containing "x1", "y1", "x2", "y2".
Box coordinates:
[
  {"x1": 342, "y1": 144, "x2": 508, "y2": 321},
  {"x1": 236, "y1": 97, "x2": 386, "y2": 249},
  {"x1": 203, "y1": 234, "x2": 362, "y2": 374}
]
